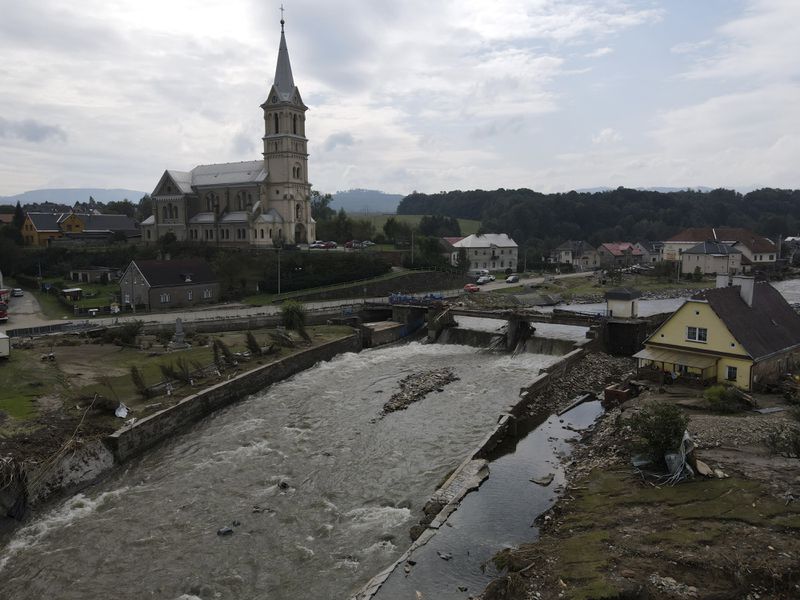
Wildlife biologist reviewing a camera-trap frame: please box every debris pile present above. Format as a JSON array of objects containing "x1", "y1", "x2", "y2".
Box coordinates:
[
  {"x1": 523, "y1": 352, "x2": 635, "y2": 416},
  {"x1": 381, "y1": 368, "x2": 459, "y2": 415}
]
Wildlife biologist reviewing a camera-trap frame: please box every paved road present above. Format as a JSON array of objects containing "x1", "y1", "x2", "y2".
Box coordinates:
[{"x1": 0, "y1": 271, "x2": 597, "y2": 334}]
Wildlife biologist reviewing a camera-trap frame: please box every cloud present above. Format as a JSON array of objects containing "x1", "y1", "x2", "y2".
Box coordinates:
[
  {"x1": 592, "y1": 127, "x2": 621, "y2": 144},
  {"x1": 323, "y1": 132, "x2": 356, "y2": 152},
  {"x1": 585, "y1": 46, "x2": 613, "y2": 58},
  {"x1": 0, "y1": 117, "x2": 67, "y2": 142},
  {"x1": 669, "y1": 40, "x2": 712, "y2": 55},
  {"x1": 231, "y1": 129, "x2": 256, "y2": 156}
]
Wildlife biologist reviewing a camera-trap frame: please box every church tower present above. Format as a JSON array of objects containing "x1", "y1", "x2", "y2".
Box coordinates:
[{"x1": 261, "y1": 14, "x2": 314, "y2": 244}]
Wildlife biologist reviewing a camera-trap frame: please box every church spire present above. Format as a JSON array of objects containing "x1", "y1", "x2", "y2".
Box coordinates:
[{"x1": 273, "y1": 6, "x2": 295, "y2": 99}]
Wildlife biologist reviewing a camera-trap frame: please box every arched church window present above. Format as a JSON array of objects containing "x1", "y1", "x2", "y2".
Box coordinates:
[
  {"x1": 295, "y1": 203, "x2": 302, "y2": 220},
  {"x1": 162, "y1": 206, "x2": 168, "y2": 220},
  {"x1": 269, "y1": 228, "x2": 273, "y2": 238},
  {"x1": 260, "y1": 229, "x2": 264, "y2": 239},
  {"x1": 274, "y1": 114, "x2": 279, "y2": 134},
  {"x1": 293, "y1": 114, "x2": 297, "y2": 134}
]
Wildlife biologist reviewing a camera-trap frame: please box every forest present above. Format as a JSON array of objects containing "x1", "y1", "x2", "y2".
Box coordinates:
[{"x1": 398, "y1": 187, "x2": 799, "y2": 255}]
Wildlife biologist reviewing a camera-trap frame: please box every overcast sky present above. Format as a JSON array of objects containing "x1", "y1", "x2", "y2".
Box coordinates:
[{"x1": 1, "y1": 0, "x2": 798, "y2": 197}]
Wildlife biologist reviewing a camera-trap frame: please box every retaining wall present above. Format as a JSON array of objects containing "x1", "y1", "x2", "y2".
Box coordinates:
[{"x1": 106, "y1": 334, "x2": 362, "y2": 463}]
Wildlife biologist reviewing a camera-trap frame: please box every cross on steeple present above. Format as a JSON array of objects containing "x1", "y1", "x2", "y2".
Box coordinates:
[{"x1": 280, "y1": 4, "x2": 285, "y2": 32}]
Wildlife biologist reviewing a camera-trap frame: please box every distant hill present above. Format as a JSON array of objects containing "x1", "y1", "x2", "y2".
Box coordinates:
[
  {"x1": 330, "y1": 189, "x2": 405, "y2": 214},
  {"x1": 575, "y1": 186, "x2": 713, "y2": 193},
  {"x1": 0, "y1": 188, "x2": 148, "y2": 206}
]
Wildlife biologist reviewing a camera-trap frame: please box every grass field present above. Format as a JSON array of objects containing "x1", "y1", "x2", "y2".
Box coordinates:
[{"x1": 352, "y1": 213, "x2": 481, "y2": 236}]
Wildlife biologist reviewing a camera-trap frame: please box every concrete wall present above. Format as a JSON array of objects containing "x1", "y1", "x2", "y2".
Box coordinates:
[{"x1": 106, "y1": 334, "x2": 361, "y2": 462}]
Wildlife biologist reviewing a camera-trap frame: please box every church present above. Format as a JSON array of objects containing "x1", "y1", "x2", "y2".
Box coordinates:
[{"x1": 141, "y1": 17, "x2": 316, "y2": 247}]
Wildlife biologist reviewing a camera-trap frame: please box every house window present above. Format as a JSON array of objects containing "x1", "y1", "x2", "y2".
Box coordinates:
[
  {"x1": 160, "y1": 293, "x2": 171, "y2": 304},
  {"x1": 187, "y1": 290, "x2": 193, "y2": 301},
  {"x1": 203, "y1": 288, "x2": 212, "y2": 299},
  {"x1": 769, "y1": 254, "x2": 774, "y2": 260},
  {"x1": 124, "y1": 293, "x2": 130, "y2": 304},
  {"x1": 686, "y1": 326, "x2": 708, "y2": 342},
  {"x1": 726, "y1": 366, "x2": 738, "y2": 381}
]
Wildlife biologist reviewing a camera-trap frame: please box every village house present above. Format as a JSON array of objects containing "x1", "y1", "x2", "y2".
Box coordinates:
[
  {"x1": 662, "y1": 227, "x2": 777, "y2": 271},
  {"x1": 450, "y1": 233, "x2": 518, "y2": 272},
  {"x1": 680, "y1": 241, "x2": 742, "y2": 275},
  {"x1": 634, "y1": 241, "x2": 663, "y2": 263},
  {"x1": 634, "y1": 275, "x2": 800, "y2": 390},
  {"x1": 21, "y1": 212, "x2": 139, "y2": 247},
  {"x1": 551, "y1": 240, "x2": 599, "y2": 270},
  {"x1": 119, "y1": 259, "x2": 220, "y2": 311},
  {"x1": 596, "y1": 242, "x2": 644, "y2": 268}
]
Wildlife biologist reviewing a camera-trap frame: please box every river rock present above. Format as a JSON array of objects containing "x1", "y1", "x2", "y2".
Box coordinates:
[
  {"x1": 217, "y1": 526, "x2": 234, "y2": 536},
  {"x1": 381, "y1": 368, "x2": 459, "y2": 415},
  {"x1": 530, "y1": 473, "x2": 555, "y2": 486}
]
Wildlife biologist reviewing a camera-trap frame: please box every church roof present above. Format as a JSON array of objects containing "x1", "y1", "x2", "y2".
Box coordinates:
[
  {"x1": 255, "y1": 208, "x2": 284, "y2": 224},
  {"x1": 166, "y1": 170, "x2": 194, "y2": 194},
  {"x1": 191, "y1": 160, "x2": 267, "y2": 188},
  {"x1": 189, "y1": 213, "x2": 216, "y2": 224},
  {"x1": 274, "y1": 30, "x2": 296, "y2": 101},
  {"x1": 219, "y1": 211, "x2": 250, "y2": 223}
]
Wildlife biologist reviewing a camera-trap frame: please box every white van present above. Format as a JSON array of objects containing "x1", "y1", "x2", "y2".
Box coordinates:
[
  {"x1": 0, "y1": 332, "x2": 9, "y2": 359},
  {"x1": 468, "y1": 269, "x2": 490, "y2": 279}
]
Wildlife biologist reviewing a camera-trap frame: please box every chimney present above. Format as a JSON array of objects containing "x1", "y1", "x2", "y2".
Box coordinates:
[
  {"x1": 731, "y1": 275, "x2": 755, "y2": 307},
  {"x1": 715, "y1": 273, "x2": 732, "y2": 289}
]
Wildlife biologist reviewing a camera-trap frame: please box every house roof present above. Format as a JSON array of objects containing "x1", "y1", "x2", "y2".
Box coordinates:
[
  {"x1": 26, "y1": 212, "x2": 62, "y2": 231},
  {"x1": 452, "y1": 233, "x2": 517, "y2": 249},
  {"x1": 598, "y1": 242, "x2": 642, "y2": 256},
  {"x1": 683, "y1": 241, "x2": 741, "y2": 256},
  {"x1": 555, "y1": 240, "x2": 595, "y2": 255},
  {"x1": 693, "y1": 283, "x2": 800, "y2": 360},
  {"x1": 0, "y1": 214, "x2": 13, "y2": 224},
  {"x1": 26, "y1": 212, "x2": 138, "y2": 233},
  {"x1": 443, "y1": 236, "x2": 465, "y2": 246},
  {"x1": 667, "y1": 227, "x2": 776, "y2": 253},
  {"x1": 132, "y1": 259, "x2": 218, "y2": 288},
  {"x1": 81, "y1": 214, "x2": 139, "y2": 233}
]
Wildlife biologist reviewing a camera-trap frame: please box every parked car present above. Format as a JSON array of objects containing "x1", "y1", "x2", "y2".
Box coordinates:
[
  {"x1": 505, "y1": 275, "x2": 519, "y2": 283},
  {"x1": 362, "y1": 240, "x2": 375, "y2": 247},
  {"x1": 323, "y1": 241, "x2": 338, "y2": 249},
  {"x1": 488, "y1": 275, "x2": 496, "y2": 281},
  {"x1": 345, "y1": 240, "x2": 364, "y2": 249},
  {"x1": 463, "y1": 283, "x2": 479, "y2": 293},
  {"x1": 309, "y1": 241, "x2": 326, "y2": 249},
  {"x1": 476, "y1": 276, "x2": 492, "y2": 285},
  {"x1": 11, "y1": 288, "x2": 23, "y2": 297}
]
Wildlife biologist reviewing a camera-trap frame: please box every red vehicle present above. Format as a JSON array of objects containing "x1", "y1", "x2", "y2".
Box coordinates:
[
  {"x1": 0, "y1": 301, "x2": 7, "y2": 322},
  {"x1": 463, "y1": 283, "x2": 479, "y2": 293},
  {"x1": 0, "y1": 289, "x2": 9, "y2": 303}
]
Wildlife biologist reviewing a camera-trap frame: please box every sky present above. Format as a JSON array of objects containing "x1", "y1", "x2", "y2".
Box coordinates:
[{"x1": 1, "y1": 0, "x2": 799, "y2": 197}]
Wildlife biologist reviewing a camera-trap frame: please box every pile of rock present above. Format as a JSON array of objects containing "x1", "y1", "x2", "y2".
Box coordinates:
[
  {"x1": 523, "y1": 352, "x2": 636, "y2": 416},
  {"x1": 381, "y1": 368, "x2": 459, "y2": 415}
]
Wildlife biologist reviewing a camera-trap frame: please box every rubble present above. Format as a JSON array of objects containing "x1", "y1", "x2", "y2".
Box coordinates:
[{"x1": 381, "y1": 368, "x2": 460, "y2": 415}]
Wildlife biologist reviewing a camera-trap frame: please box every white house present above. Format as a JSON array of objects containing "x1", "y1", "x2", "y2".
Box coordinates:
[{"x1": 451, "y1": 234, "x2": 518, "y2": 272}]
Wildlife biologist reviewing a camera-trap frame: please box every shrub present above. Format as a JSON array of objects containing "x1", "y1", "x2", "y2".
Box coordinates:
[
  {"x1": 130, "y1": 365, "x2": 151, "y2": 399},
  {"x1": 764, "y1": 424, "x2": 800, "y2": 458},
  {"x1": 703, "y1": 385, "x2": 746, "y2": 413},
  {"x1": 628, "y1": 403, "x2": 688, "y2": 465},
  {"x1": 245, "y1": 331, "x2": 261, "y2": 356},
  {"x1": 213, "y1": 338, "x2": 235, "y2": 367},
  {"x1": 281, "y1": 300, "x2": 310, "y2": 341}
]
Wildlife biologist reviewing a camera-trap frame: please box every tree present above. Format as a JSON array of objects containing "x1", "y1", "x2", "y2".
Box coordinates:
[
  {"x1": 137, "y1": 194, "x2": 153, "y2": 221},
  {"x1": 106, "y1": 199, "x2": 136, "y2": 218},
  {"x1": 12, "y1": 201, "x2": 25, "y2": 230},
  {"x1": 419, "y1": 214, "x2": 461, "y2": 237},
  {"x1": 310, "y1": 190, "x2": 335, "y2": 222},
  {"x1": 280, "y1": 300, "x2": 310, "y2": 342},
  {"x1": 628, "y1": 403, "x2": 688, "y2": 467}
]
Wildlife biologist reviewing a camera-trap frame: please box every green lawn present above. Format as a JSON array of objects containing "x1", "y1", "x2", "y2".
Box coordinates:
[
  {"x1": 0, "y1": 350, "x2": 63, "y2": 422},
  {"x1": 357, "y1": 214, "x2": 481, "y2": 236}
]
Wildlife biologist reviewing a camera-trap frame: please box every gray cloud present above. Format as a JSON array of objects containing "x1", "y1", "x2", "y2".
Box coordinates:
[
  {"x1": 0, "y1": 117, "x2": 67, "y2": 142},
  {"x1": 323, "y1": 132, "x2": 356, "y2": 152}
]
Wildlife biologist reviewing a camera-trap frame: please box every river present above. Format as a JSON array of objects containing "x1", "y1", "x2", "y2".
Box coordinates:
[{"x1": 0, "y1": 342, "x2": 560, "y2": 600}]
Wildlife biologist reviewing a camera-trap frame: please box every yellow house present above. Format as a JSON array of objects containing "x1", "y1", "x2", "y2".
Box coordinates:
[
  {"x1": 22, "y1": 212, "x2": 138, "y2": 246},
  {"x1": 635, "y1": 276, "x2": 800, "y2": 391}
]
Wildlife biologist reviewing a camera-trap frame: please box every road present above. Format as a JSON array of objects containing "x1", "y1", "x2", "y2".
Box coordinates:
[
  {"x1": 477, "y1": 270, "x2": 594, "y2": 292},
  {"x1": 0, "y1": 271, "x2": 591, "y2": 334}
]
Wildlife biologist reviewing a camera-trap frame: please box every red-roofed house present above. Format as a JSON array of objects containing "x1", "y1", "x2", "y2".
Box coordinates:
[{"x1": 596, "y1": 242, "x2": 644, "y2": 268}]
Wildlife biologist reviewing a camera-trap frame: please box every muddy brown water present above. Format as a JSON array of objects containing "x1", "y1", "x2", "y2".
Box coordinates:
[{"x1": 0, "y1": 342, "x2": 561, "y2": 600}]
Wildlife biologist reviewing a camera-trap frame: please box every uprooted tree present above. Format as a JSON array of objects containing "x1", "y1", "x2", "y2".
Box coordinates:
[
  {"x1": 280, "y1": 300, "x2": 310, "y2": 342},
  {"x1": 628, "y1": 402, "x2": 688, "y2": 467}
]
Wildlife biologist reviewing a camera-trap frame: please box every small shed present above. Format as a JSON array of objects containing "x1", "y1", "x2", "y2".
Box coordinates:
[
  {"x1": 61, "y1": 287, "x2": 83, "y2": 301},
  {"x1": 605, "y1": 287, "x2": 642, "y2": 318}
]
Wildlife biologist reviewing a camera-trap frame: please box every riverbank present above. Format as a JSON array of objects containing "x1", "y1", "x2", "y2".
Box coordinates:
[
  {"x1": 482, "y1": 386, "x2": 800, "y2": 600},
  {"x1": 0, "y1": 325, "x2": 358, "y2": 521}
]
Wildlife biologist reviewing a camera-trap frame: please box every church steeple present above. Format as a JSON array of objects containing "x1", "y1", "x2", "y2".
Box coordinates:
[{"x1": 273, "y1": 19, "x2": 295, "y2": 100}]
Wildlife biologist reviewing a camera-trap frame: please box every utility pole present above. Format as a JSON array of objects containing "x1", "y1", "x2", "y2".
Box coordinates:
[
  {"x1": 277, "y1": 247, "x2": 281, "y2": 296},
  {"x1": 411, "y1": 230, "x2": 415, "y2": 266}
]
